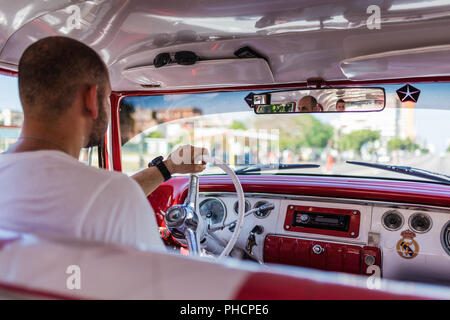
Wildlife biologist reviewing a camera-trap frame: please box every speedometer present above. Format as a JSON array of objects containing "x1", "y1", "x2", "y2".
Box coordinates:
[{"x1": 199, "y1": 198, "x2": 227, "y2": 225}]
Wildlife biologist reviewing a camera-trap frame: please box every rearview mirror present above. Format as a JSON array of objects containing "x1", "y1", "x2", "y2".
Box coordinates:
[{"x1": 246, "y1": 87, "x2": 385, "y2": 114}]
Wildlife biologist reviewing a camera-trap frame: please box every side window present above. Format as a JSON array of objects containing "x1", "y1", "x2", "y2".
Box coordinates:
[
  {"x1": 0, "y1": 74, "x2": 22, "y2": 152},
  {"x1": 0, "y1": 73, "x2": 101, "y2": 167},
  {"x1": 79, "y1": 146, "x2": 100, "y2": 167}
]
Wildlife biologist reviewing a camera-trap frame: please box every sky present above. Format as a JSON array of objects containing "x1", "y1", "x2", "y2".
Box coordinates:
[
  {"x1": 1, "y1": 75, "x2": 449, "y2": 153},
  {"x1": 0, "y1": 75, "x2": 21, "y2": 111}
]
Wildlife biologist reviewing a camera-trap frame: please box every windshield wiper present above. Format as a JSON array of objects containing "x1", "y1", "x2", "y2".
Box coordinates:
[
  {"x1": 235, "y1": 163, "x2": 320, "y2": 175},
  {"x1": 346, "y1": 161, "x2": 450, "y2": 185}
]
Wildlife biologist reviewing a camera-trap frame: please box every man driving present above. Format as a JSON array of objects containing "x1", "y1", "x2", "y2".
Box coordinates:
[{"x1": 0, "y1": 36, "x2": 208, "y2": 251}]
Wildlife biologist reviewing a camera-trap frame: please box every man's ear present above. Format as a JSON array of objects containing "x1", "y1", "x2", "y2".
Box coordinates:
[{"x1": 83, "y1": 84, "x2": 99, "y2": 119}]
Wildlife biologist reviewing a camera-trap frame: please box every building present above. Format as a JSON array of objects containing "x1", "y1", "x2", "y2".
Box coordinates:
[
  {"x1": 0, "y1": 108, "x2": 23, "y2": 152},
  {"x1": 0, "y1": 109, "x2": 23, "y2": 127}
]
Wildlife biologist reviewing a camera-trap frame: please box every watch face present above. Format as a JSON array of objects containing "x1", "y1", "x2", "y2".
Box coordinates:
[{"x1": 149, "y1": 156, "x2": 164, "y2": 167}]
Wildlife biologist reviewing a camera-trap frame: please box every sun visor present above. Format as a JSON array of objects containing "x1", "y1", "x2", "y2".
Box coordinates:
[
  {"x1": 122, "y1": 58, "x2": 274, "y2": 89},
  {"x1": 340, "y1": 45, "x2": 450, "y2": 80}
]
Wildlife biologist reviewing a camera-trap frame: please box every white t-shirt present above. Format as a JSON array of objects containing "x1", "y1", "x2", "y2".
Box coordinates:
[{"x1": 0, "y1": 150, "x2": 164, "y2": 251}]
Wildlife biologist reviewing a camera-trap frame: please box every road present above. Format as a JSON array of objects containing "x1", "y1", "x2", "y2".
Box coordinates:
[
  {"x1": 285, "y1": 154, "x2": 450, "y2": 182},
  {"x1": 204, "y1": 154, "x2": 450, "y2": 183}
]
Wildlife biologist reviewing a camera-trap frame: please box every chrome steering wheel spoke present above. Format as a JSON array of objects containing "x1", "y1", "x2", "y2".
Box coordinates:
[
  {"x1": 184, "y1": 174, "x2": 199, "y2": 211},
  {"x1": 165, "y1": 174, "x2": 201, "y2": 255},
  {"x1": 165, "y1": 156, "x2": 245, "y2": 259}
]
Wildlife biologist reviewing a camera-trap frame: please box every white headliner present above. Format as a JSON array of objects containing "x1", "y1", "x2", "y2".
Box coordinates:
[{"x1": 1, "y1": 0, "x2": 450, "y2": 91}]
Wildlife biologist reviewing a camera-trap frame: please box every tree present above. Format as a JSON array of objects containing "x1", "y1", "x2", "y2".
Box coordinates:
[
  {"x1": 296, "y1": 116, "x2": 333, "y2": 149},
  {"x1": 147, "y1": 131, "x2": 164, "y2": 138},
  {"x1": 387, "y1": 137, "x2": 420, "y2": 152},
  {"x1": 254, "y1": 114, "x2": 333, "y2": 151},
  {"x1": 338, "y1": 129, "x2": 380, "y2": 154},
  {"x1": 229, "y1": 121, "x2": 247, "y2": 131}
]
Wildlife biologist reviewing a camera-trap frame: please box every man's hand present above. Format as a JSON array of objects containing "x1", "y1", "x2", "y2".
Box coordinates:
[
  {"x1": 164, "y1": 145, "x2": 209, "y2": 175},
  {"x1": 132, "y1": 145, "x2": 209, "y2": 196}
]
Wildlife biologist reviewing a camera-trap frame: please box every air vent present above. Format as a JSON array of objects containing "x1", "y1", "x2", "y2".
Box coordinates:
[
  {"x1": 441, "y1": 221, "x2": 450, "y2": 255},
  {"x1": 409, "y1": 212, "x2": 432, "y2": 233},
  {"x1": 234, "y1": 200, "x2": 251, "y2": 214},
  {"x1": 382, "y1": 210, "x2": 404, "y2": 231},
  {"x1": 253, "y1": 201, "x2": 272, "y2": 219}
]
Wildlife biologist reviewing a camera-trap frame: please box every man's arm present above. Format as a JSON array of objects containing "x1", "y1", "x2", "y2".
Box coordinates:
[{"x1": 131, "y1": 145, "x2": 209, "y2": 196}]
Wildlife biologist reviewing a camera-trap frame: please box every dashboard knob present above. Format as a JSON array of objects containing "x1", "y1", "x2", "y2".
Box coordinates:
[
  {"x1": 299, "y1": 214, "x2": 310, "y2": 223},
  {"x1": 364, "y1": 254, "x2": 376, "y2": 266},
  {"x1": 312, "y1": 244, "x2": 324, "y2": 255}
]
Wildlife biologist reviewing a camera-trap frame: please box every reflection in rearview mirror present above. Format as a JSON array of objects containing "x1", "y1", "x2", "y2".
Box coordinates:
[{"x1": 248, "y1": 87, "x2": 385, "y2": 114}]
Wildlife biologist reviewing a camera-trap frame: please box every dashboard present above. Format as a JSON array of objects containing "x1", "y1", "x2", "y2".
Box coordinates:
[
  {"x1": 198, "y1": 192, "x2": 450, "y2": 285},
  {"x1": 149, "y1": 175, "x2": 450, "y2": 285}
]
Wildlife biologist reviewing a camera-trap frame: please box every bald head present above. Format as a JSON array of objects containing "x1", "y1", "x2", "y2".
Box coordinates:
[
  {"x1": 298, "y1": 96, "x2": 317, "y2": 112},
  {"x1": 18, "y1": 36, "x2": 110, "y2": 121}
]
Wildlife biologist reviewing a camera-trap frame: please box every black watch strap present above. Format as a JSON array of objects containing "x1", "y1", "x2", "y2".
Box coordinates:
[{"x1": 149, "y1": 156, "x2": 172, "y2": 181}]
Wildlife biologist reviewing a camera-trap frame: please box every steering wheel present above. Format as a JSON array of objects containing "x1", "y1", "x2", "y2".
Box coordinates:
[{"x1": 164, "y1": 155, "x2": 245, "y2": 259}]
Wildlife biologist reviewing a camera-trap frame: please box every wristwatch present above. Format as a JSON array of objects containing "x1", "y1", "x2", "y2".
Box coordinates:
[{"x1": 148, "y1": 156, "x2": 172, "y2": 182}]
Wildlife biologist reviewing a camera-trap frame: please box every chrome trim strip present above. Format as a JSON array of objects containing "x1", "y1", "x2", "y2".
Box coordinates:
[
  {"x1": 106, "y1": 121, "x2": 113, "y2": 171},
  {"x1": 199, "y1": 192, "x2": 450, "y2": 213}
]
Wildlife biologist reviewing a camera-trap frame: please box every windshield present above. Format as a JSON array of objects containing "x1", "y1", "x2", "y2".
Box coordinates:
[{"x1": 119, "y1": 83, "x2": 449, "y2": 183}]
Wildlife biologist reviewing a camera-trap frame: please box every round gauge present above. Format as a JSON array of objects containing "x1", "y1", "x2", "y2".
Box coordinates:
[
  {"x1": 253, "y1": 201, "x2": 272, "y2": 219},
  {"x1": 382, "y1": 210, "x2": 404, "y2": 231},
  {"x1": 441, "y1": 221, "x2": 450, "y2": 255},
  {"x1": 199, "y1": 198, "x2": 226, "y2": 225},
  {"x1": 409, "y1": 212, "x2": 432, "y2": 233},
  {"x1": 234, "y1": 200, "x2": 251, "y2": 214}
]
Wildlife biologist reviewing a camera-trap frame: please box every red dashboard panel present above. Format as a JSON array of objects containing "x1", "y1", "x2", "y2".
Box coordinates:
[
  {"x1": 284, "y1": 205, "x2": 360, "y2": 238},
  {"x1": 264, "y1": 235, "x2": 381, "y2": 276}
]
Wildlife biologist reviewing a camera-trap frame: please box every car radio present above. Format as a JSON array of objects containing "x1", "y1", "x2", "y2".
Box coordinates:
[{"x1": 284, "y1": 205, "x2": 360, "y2": 238}]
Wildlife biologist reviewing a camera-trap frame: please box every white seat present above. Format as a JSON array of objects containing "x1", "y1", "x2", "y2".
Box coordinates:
[{"x1": 0, "y1": 228, "x2": 448, "y2": 300}]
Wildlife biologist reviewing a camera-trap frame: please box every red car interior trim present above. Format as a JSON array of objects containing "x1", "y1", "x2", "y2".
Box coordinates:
[
  {"x1": 283, "y1": 205, "x2": 360, "y2": 238},
  {"x1": 0, "y1": 237, "x2": 21, "y2": 250},
  {"x1": 233, "y1": 272, "x2": 424, "y2": 300},
  {"x1": 109, "y1": 92, "x2": 124, "y2": 172},
  {"x1": 263, "y1": 235, "x2": 381, "y2": 275},
  {"x1": 363, "y1": 246, "x2": 383, "y2": 276},
  {"x1": 0, "y1": 281, "x2": 80, "y2": 300},
  {"x1": 0, "y1": 67, "x2": 17, "y2": 77}
]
